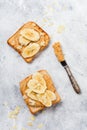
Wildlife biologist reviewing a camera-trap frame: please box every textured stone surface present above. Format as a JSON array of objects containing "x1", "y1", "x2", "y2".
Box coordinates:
[{"x1": 0, "y1": 0, "x2": 87, "y2": 130}]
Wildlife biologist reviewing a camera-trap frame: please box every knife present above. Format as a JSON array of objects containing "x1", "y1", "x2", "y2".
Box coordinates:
[{"x1": 53, "y1": 42, "x2": 81, "y2": 94}]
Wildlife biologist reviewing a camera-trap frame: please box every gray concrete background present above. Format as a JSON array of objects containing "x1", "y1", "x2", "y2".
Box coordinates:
[{"x1": 0, "y1": 0, "x2": 87, "y2": 130}]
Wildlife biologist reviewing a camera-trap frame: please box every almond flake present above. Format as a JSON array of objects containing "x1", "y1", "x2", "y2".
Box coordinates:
[
  {"x1": 30, "y1": 115, "x2": 35, "y2": 121},
  {"x1": 28, "y1": 122, "x2": 33, "y2": 126},
  {"x1": 37, "y1": 123, "x2": 43, "y2": 129},
  {"x1": 57, "y1": 25, "x2": 65, "y2": 33},
  {"x1": 8, "y1": 106, "x2": 20, "y2": 119}
]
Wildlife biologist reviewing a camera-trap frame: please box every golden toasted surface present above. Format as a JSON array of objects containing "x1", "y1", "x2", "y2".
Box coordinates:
[
  {"x1": 7, "y1": 22, "x2": 50, "y2": 63},
  {"x1": 53, "y1": 42, "x2": 64, "y2": 62},
  {"x1": 20, "y1": 70, "x2": 61, "y2": 114}
]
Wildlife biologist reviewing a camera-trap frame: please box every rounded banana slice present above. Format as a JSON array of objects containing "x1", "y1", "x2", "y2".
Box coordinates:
[
  {"x1": 19, "y1": 36, "x2": 30, "y2": 46},
  {"x1": 46, "y1": 90, "x2": 56, "y2": 101},
  {"x1": 27, "y1": 79, "x2": 46, "y2": 94},
  {"x1": 27, "y1": 79, "x2": 38, "y2": 90},
  {"x1": 20, "y1": 28, "x2": 40, "y2": 42},
  {"x1": 32, "y1": 72, "x2": 47, "y2": 87},
  {"x1": 37, "y1": 90, "x2": 56, "y2": 107},
  {"x1": 22, "y1": 43, "x2": 40, "y2": 58},
  {"x1": 26, "y1": 89, "x2": 38, "y2": 101},
  {"x1": 37, "y1": 93, "x2": 52, "y2": 107},
  {"x1": 43, "y1": 100, "x2": 52, "y2": 107}
]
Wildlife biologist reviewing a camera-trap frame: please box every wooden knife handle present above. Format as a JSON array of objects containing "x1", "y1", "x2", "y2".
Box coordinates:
[{"x1": 64, "y1": 65, "x2": 81, "y2": 94}]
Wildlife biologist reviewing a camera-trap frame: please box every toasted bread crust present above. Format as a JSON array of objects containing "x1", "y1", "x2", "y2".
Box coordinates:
[
  {"x1": 20, "y1": 70, "x2": 61, "y2": 114},
  {"x1": 7, "y1": 22, "x2": 50, "y2": 63}
]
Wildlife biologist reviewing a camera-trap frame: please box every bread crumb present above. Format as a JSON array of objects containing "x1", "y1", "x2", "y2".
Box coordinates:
[
  {"x1": 30, "y1": 115, "x2": 35, "y2": 121},
  {"x1": 8, "y1": 106, "x2": 21, "y2": 119},
  {"x1": 57, "y1": 25, "x2": 65, "y2": 33},
  {"x1": 37, "y1": 123, "x2": 43, "y2": 129},
  {"x1": 28, "y1": 122, "x2": 33, "y2": 126}
]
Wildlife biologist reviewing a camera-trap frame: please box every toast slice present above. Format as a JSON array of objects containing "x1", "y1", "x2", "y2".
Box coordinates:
[
  {"x1": 20, "y1": 70, "x2": 61, "y2": 114},
  {"x1": 7, "y1": 22, "x2": 50, "y2": 63}
]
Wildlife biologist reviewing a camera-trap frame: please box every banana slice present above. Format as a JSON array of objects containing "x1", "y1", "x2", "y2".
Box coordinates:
[
  {"x1": 19, "y1": 36, "x2": 30, "y2": 46},
  {"x1": 26, "y1": 89, "x2": 38, "y2": 101},
  {"x1": 37, "y1": 93, "x2": 52, "y2": 107},
  {"x1": 37, "y1": 90, "x2": 56, "y2": 107},
  {"x1": 32, "y1": 72, "x2": 47, "y2": 87},
  {"x1": 27, "y1": 79, "x2": 46, "y2": 94},
  {"x1": 20, "y1": 28, "x2": 40, "y2": 42},
  {"x1": 29, "y1": 98, "x2": 44, "y2": 107},
  {"x1": 46, "y1": 90, "x2": 56, "y2": 101},
  {"x1": 43, "y1": 100, "x2": 52, "y2": 107},
  {"x1": 26, "y1": 72, "x2": 56, "y2": 107},
  {"x1": 27, "y1": 79, "x2": 38, "y2": 90},
  {"x1": 22, "y1": 43, "x2": 40, "y2": 58},
  {"x1": 26, "y1": 89, "x2": 56, "y2": 107}
]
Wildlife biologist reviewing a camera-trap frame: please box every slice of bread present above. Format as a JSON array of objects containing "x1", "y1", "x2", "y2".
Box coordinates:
[
  {"x1": 7, "y1": 22, "x2": 50, "y2": 63},
  {"x1": 20, "y1": 70, "x2": 61, "y2": 114}
]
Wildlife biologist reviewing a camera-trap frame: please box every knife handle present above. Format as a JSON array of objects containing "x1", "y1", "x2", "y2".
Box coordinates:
[{"x1": 64, "y1": 65, "x2": 81, "y2": 94}]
